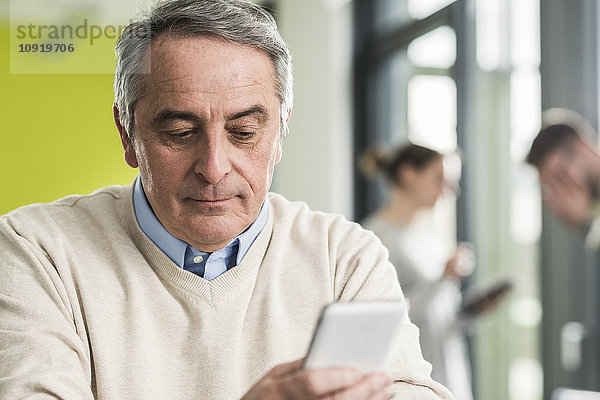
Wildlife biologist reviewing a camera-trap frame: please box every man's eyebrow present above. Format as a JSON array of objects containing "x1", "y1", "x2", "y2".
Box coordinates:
[
  {"x1": 151, "y1": 110, "x2": 202, "y2": 127},
  {"x1": 226, "y1": 105, "x2": 270, "y2": 123}
]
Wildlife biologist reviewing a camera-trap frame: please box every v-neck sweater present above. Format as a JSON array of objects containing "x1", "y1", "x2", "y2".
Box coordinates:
[{"x1": 0, "y1": 184, "x2": 454, "y2": 400}]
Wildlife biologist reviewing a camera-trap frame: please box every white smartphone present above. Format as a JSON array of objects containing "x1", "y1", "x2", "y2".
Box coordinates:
[{"x1": 302, "y1": 301, "x2": 406, "y2": 374}]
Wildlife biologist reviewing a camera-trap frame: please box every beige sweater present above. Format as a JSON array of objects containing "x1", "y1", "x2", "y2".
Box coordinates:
[{"x1": 0, "y1": 184, "x2": 454, "y2": 400}]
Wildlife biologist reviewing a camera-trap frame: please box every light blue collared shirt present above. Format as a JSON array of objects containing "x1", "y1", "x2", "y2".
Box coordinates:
[{"x1": 132, "y1": 176, "x2": 268, "y2": 280}]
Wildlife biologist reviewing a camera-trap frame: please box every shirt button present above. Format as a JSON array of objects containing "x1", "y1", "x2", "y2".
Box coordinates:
[{"x1": 193, "y1": 256, "x2": 204, "y2": 264}]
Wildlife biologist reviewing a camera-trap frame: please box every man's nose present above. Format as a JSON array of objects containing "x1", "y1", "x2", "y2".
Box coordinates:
[{"x1": 194, "y1": 130, "x2": 231, "y2": 185}]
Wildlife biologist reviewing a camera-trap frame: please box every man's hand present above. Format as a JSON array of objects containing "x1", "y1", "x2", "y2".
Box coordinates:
[
  {"x1": 242, "y1": 359, "x2": 391, "y2": 400},
  {"x1": 542, "y1": 169, "x2": 591, "y2": 227}
]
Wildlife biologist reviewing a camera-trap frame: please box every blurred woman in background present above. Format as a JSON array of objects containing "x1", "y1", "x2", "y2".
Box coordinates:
[{"x1": 360, "y1": 143, "x2": 475, "y2": 400}]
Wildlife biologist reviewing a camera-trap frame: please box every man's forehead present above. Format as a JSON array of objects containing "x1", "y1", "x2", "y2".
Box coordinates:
[
  {"x1": 149, "y1": 36, "x2": 275, "y2": 86},
  {"x1": 137, "y1": 36, "x2": 278, "y2": 112},
  {"x1": 148, "y1": 79, "x2": 272, "y2": 105}
]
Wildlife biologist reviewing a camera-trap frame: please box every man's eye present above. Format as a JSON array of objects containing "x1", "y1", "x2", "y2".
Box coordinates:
[
  {"x1": 230, "y1": 130, "x2": 256, "y2": 140},
  {"x1": 164, "y1": 130, "x2": 195, "y2": 139},
  {"x1": 160, "y1": 129, "x2": 196, "y2": 145},
  {"x1": 172, "y1": 130, "x2": 194, "y2": 137}
]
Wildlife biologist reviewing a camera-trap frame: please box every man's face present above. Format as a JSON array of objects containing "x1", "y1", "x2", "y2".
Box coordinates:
[
  {"x1": 120, "y1": 36, "x2": 283, "y2": 252},
  {"x1": 538, "y1": 145, "x2": 587, "y2": 193}
]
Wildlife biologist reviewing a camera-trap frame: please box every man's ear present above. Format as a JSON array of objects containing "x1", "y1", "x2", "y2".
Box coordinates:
[
  {"x1": 274, "y1": 108, "x2": 290, "y2": 165},
  {"x1": 274, "y1": 137, "x2": 283, "y2": 165},
  {"x1": 113, "y1": 104, "x2": 138, "y2": 168}
]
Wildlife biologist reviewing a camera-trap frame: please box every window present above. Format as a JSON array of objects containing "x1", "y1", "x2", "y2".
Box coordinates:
[{"x1": 353, "y1": 1, "x2": 544, "y2": 399}]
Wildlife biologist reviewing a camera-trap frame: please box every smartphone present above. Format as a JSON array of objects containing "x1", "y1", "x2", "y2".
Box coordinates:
[
  {"x1": 302, "y1": 301, "x2": 406, "y2": 374},
  {"x1": 460, "y1": 277, "x2": 513, "y2": 316}
]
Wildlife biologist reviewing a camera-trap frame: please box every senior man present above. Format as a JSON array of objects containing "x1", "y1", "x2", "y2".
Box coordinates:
[{"x1": 0, "y1": 1, "x2": 454, "y2": 399}]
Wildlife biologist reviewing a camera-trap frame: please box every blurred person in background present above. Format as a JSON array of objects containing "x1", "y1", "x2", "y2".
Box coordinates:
[
  {"x1": 360, "y1": 143, "x2": 499, "y2": 400},
  {"x1": 527, "y1": 108, "x2": 600, "y2": 251}
]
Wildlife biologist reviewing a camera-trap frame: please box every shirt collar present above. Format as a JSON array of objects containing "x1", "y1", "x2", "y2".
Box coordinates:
[
  {"x1": 236, "y1": 193, "x2": 269, "y2": 265},
  {"x1": 132, "y1": 175, "x2": 268, "y2": 268}
]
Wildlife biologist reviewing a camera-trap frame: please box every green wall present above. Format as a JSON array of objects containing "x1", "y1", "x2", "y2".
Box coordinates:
[{"x1": 0, "y1": 25, "x2": 138, "y2": 215}]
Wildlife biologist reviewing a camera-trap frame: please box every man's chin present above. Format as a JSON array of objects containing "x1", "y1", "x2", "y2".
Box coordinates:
[{"x1": 183, "y1": 218, "x2": 244, "y2": 251}]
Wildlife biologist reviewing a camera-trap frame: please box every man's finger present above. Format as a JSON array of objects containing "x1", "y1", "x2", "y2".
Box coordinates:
[
  {"x1": 268, "y1": 358, "x2": 304, "y2": 378},
  {"x1": 323, "y1": 372, "x2": 390, "y2": 400},
  {"x1": 543, "y1": 181, "x2": 591, "y2": 225},
  {"x1": 280, "y1": 367, "x2": 362, "y2": 398}
]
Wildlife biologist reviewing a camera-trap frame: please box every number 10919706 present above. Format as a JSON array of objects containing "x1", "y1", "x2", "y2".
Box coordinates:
[{"x1": 18, "y1": 43, "x2": 74, "y2": 53}]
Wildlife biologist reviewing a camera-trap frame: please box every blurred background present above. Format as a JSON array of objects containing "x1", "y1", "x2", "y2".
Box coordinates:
[{"x1": 1, "y1": 0, "x2": 599, "y2": 399}]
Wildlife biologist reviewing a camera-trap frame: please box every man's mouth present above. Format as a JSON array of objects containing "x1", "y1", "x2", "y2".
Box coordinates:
[{"x1": 190, "y1": 197, "x2": 234, "y2": 205}]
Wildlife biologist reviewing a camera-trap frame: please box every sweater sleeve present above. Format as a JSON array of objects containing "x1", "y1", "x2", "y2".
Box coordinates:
[
  {"x1": 0, "y1": 216, "x2": 94, "y2": 400},
  {"x1": 331, "y1": 221, "x2": 455, "y2": 400}
]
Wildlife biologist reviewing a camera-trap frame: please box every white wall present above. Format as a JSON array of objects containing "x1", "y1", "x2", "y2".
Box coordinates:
[
  {"x1": 2, "y1": 0, "x2": 355, "y2": 217},
  {"x1": 271, "y1": 0, "x2": 354, "y2": 218}
]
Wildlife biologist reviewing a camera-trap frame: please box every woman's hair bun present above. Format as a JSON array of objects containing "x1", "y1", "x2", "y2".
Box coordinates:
[{"x1": 358, "y1": 145, "x2": 392, "y2": 179}]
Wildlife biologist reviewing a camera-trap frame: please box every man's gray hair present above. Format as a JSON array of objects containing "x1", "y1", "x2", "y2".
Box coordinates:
[{"x1": 114, "y1": 0, "x2": 293, "y2": 140}]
